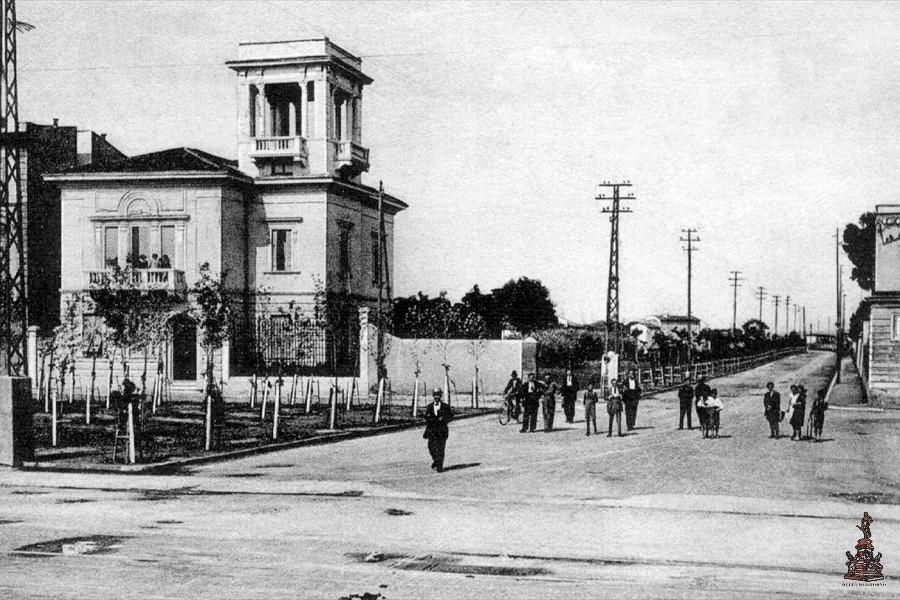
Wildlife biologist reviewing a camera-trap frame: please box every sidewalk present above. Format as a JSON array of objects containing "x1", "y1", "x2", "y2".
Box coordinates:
[{"x1": 827, "y1": 356, "x2": 868, "y2": 407}]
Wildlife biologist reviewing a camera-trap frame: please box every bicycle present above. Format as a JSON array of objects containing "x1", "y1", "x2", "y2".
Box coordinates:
[{"x1": 498, "y1": 393, "x2": 521, "y2": 425}]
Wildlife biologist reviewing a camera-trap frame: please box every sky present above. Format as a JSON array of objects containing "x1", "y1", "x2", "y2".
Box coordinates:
[{"x1": 18, "y1": 0, "x2": 891, "y2": 330}]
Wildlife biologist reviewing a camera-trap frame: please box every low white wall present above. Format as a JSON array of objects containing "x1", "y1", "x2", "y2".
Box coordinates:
[{"x1": 383, "y1": 334, "x2": 536, "y2": 396}]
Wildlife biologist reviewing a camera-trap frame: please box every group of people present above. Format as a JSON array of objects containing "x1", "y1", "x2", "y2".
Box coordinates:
[
  {"x1": 120, "y1": 252, "x2": 172, "y2": 269},
  {"x1": 503, "y1": 369, "x2": 643, "y2": 437},
  {"x1": 763, "y1": 381, "x2": 829, "y2": 442},
  {"x1": 677, "y1": 378, "x2": 723, "y2": 438}
]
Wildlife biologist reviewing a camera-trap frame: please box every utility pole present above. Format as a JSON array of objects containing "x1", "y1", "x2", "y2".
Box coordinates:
[
  {"x1": 0, "y1": 1, "x2": 30, "y2": 376},
  {"x1": 375, "y1": 181, "x2": 385, "y2": 381},
  {"x1": 597, "y1": 181, "x2": 634, "y2": 356},
  {"x1": 729, "y1": 271, "x2": 744, "y2": 332},
  {"x1": 755, "y1": 286, "x2": 767, "y2": 323},
  {"x1": 803, "y1": 306, "x2": 807, "y2": 345},
  {"x1": 681, "y1": 228, "x2": 698, "y2": 364},
  {"x1": 785, "y1": 295, "x2": 791, "y2": 334},
  {"x1": 835, "y1": 228, "x2": 842, "y2": 383},
  {"x1": 772, "y1": 295, "x2": 780, "y2": 336}
]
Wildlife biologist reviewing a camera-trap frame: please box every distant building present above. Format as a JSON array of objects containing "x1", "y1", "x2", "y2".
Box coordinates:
[
  {"x1": 655, "y1": 313, "x2": 701, "y2": 335},
  {"x1": 626, "y1": 318, "x2": 661, "y2": 345},
  {"x1": 23, "y1": 121, "x2": 125, "y2": 330}
]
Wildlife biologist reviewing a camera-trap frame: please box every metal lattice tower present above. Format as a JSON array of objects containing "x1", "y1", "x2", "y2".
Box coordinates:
[
  {"x1": 596, "y1": 181, "x2": 634, "y2": 355},
  {"x1": 0, "y1": 0, "x2": 29, "y2": 376}
]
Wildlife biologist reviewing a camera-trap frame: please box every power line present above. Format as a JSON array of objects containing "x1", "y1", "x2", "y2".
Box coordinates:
[
  {"x1": 680, "y1": 228, "x2": 698, "y2": 364},
  {"x1": 728, "y1": 271, "x2": 744, "y2": 332},
  {"x1": 755, "y1": 286, "x2": 767, "y2": 324},
  {"x1": 772, "y1": 295, "x2": 781, "y2": 336}
]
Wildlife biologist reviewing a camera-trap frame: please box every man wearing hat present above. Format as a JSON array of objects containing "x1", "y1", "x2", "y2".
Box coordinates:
[
  {"x1": 423, "y1": 388, "x2": 453, "y2": 472},
  {"x1": 519, "y1": 373, "x2": 542, "y2": 433}
]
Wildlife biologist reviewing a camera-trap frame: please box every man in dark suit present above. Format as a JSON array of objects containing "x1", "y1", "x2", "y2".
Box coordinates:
[
  {"x1": 541, "y1": 374, "x2": 559, "y2": 432},
  {"x1": 678, "y1": 382, "x2": 694, "y2": 430},
  {"x1": 423, "y1": 388, "x2": 453, "y2": 472},
  {"x1": 622, "y1": 369, "x2": 641, "y2": 431},
  {"x1": 763, "y1": 381, "x2": 781, "y2": 438},
  {"x1": 560, "y1": 368, "x2": 579, "y2": 424},
  {"x1": 519, "y1": 373, "x2": 542, "y2": 433}
]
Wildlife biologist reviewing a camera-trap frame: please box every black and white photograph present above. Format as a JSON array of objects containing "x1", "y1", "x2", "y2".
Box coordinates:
[{"x1": 0, "y1": 1, "x2": 897, "y2": 598}]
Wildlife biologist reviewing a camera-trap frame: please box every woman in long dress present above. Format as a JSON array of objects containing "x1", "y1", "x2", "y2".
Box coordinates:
[
  {"x1": 789, "y1": 385, "x2": 806, "y2": 441},
  {"x1": 809, "y1": 388, "x2": 828, "y2": 442}
]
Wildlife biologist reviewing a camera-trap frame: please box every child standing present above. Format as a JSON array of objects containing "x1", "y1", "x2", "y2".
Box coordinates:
[
  {"x1": 583, "y1": 380, "x2": 599, "y2": 436},
  {"x1": 809, "y1": 388, "x2": 828, "y2": 442}
]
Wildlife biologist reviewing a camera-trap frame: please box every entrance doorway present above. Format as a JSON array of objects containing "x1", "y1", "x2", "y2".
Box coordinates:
[{"x1": 171, "y1": 316, "x2": 197, "y2": 381}]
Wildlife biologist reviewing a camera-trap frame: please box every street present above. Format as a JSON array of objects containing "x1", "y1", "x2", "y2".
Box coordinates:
[{"x1": 0, "y1": 351, "x2": 897, "y2": 599}]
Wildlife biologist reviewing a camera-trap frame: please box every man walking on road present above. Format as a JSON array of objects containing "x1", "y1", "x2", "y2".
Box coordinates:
[
  {"x1": 763, "y1": 381, "x2": 781, "y2": 438},
  {"x1": 519, "y1": 373, "x2": 542, "y2": 433},
  {"x1": 607, "y1": 379, "x2": 624, "y2": 437},
  {"x1": 678, "y1": 382, "x2": 694, "y2": 429},
  {"x1": 423, "y1": 388, "x2": 453, "y2": 472},
  {"x1": 561, "y1": 368, "x2": 579, "y2": 424},
  {"x1": 583, "y1": 380, "x2": 599, "y2": 436},
  {"x1": 623, "y1": 369, "x2": 641, "y2": 431},
  {"x1": 541, "y1": 374, "x2": 559, "y2": 432}
]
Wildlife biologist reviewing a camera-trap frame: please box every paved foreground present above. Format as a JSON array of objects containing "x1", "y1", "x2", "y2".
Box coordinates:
[{"x1": 0, "y1": 351, "x2": 897, "y2": 599}]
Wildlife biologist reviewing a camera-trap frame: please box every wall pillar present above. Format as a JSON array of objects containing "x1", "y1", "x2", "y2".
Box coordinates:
[
  {"x1": 358, "y1": 306, "x2": 371, "y2": 396},
  {"x1": 522, "y1": 336, "x2": 537, "y2": 376},
  {"x1": 26, "y1": 326, "x2": 38, "y2": 387},
  {"x1": 0, "y1": 377, "x2": 34, "y2": 468},
  {"x1": 221, "y1": 338, "x2": 230, "y2": 383}
]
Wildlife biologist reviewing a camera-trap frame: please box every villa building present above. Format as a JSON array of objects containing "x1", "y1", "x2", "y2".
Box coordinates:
[{"x1": 45, "y1": 38, "x2": 406, "y2": 389}]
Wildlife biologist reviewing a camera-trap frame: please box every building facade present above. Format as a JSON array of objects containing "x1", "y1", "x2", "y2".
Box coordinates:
[
  {"x1": 23, "y1": 121, "x2": 125, "y2": 330},
  {"x1": 858, "y1": 204, "x2": 900, "y2": 406},
  {"x1": 45, "y1": 38, "x2": 406, "y2": 388}
]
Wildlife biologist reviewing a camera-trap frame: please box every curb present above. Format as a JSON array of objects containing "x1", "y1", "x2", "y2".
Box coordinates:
[{"x1": 20, "y1": 408, "x2": 495, "y2": 475}]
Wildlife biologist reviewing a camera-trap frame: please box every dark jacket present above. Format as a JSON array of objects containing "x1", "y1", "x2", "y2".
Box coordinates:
[
  {"x1": 423, "y1": 402, "x2": 453, "y2": 440},
  {"x1": 519, "y1": 380, "x2": 543, "y2": 406},
  {"x1": 504, "y1": 377, "x2": 522, "y2": 398},
  {"x1": 561, "y1": 374, "x2": 579, "y2": 400},
  {"x1": 790, "y1": 392, "x2": 806, "y2": 428},
  {"x1": 678, "y1": 385, "x2": 694, "y2": 403},
  {"x1": 622, "y1": 375, "x2": 641, "y2": 399},
  {"x1": 695, "y1": 382, "x2": 712, "y2": 400},
  {"x1": 764, "y1": 390, "x2": 781, "y2": 422}
]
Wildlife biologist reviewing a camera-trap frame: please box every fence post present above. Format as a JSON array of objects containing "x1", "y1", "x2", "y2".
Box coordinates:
[
  {"x1": 304, "y1": 377, "x2": 312, "y2": 414},
  {"x1": 260, "y1": 378, "x2": 269, "y2": 421},
  {"x1": 373, "y1": 378, "x2": 384, "y2": 424},
  {"x1": 272, "y1": 380, "x2": 282, "y2": 439},
  {"x1": 27, "y1": 326, "x2": 38, "y2": 389}
]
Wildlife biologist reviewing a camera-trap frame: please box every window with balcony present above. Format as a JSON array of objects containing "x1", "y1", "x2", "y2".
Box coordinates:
[{"x1": 271, "y1": 228, "x2": 293, "y2": 272}]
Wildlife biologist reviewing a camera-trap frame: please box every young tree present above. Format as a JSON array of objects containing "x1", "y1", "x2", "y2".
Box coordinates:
[{"x1": 188, "y1": 263, "x2": 231, "y2": 451}]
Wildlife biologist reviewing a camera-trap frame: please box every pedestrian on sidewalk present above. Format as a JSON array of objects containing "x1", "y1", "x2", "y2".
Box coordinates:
[
  {"x1": 606, "y1": 379, "x2": 623, "y2": 437},
  {"x1": 423, "y1": 388, "x2": 453, "y2": 472},
  {"x1": 623, "y1": 369, "x2": 641, "y2": 431},
  {"x1": 561, "y1": 367, "x2": 579, "y2": 424},
  {"x1": 809, "y1": 388, "x2": 828, "y2": 442},
  {"x1": 694, "y1": 377, "x2": 712, "y2": 425},
  {"x1": 789, "y1": 385, "x2": 807, "y2": 441},
  {"x1": 519, "y1": 373, "x2": 541, "y2": 433},
  {"x1": 678, "y1": 382, "x2": 694, "y2": 429},
  {"x1": 541, "y1": 374, "x2": 559, "y2": 432},
  {"x1": 583, "y1": 379, "x2": 599, "y2": 436},
  {"x1": 763, "y1": 381, "x2": 781, "y2": 438}
]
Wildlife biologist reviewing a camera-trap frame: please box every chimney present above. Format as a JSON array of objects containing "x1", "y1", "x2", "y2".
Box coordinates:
[
  {"x1": 52, "y1": 118, "x2": 58, "y2": 127},
  {"x1": 100, "y1": 133, "x2": 107, "y2": 140}
]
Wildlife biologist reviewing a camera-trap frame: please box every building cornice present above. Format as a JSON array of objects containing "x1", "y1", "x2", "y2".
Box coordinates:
[
  {"x1": 44, "y1": 170, "x2": 254, "y2": 186},
  {"x1": 253, "y1": 176, "x2": 408, "y2": 213}
]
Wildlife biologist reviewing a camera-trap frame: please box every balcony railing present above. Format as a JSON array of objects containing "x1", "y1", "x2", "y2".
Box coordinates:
[
  {"x1": 333, "y1": 140, "x2": 370, "y2": 175},
  {"x1": 84, "y1": 268, "x2": 187, "y2": 293},
  {"x1": 249, "y1": 136, "x2": 309, "y2": 160}
]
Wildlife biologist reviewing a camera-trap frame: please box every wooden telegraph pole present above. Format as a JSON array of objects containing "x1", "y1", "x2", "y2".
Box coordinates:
[{"x1": 681, "y1": 229, "x2": 698, "y2": 364}]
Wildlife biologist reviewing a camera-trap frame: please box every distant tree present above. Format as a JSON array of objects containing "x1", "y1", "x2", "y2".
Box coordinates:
[
  {"x1": 843, "y1": 212, "x2": 876, "y2": 291},
  {"x1": 461, "y1": 284, "x2": 501, "y2": 337},
  {"x1": 848, "y1": 301, "x2": 871, "y2": 341},
  {"x1": 742, "y1": 319, "x2": 769, "y2": 337},
  {"x1": 492, "y1": 277, "x2": 556, "y2": 335}
]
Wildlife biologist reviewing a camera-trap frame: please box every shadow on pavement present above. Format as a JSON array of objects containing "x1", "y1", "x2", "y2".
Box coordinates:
[{"x1": 442, "y1": 463, "x2": 481, "y2": 472}]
